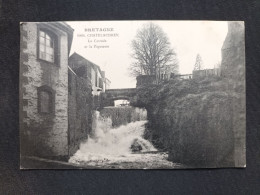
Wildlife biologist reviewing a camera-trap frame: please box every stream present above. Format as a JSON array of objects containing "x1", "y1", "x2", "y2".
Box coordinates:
[{"x1": 69, "y1": 107, "x2": 182, "y2": 169}]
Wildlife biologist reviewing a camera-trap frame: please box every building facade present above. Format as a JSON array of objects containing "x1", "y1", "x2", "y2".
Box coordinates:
[
  {"x1": 20, "y1": 23, "x2": 111, "y2": 162},
  {"x1": 69, "y1": 52, "x2": 110, "y2": 109},
  {"x1": 20, "y1": 22, "x2": 74, "y2": 160},
  {"x1": 68, "y1": 52, "x2": 109, "y2": 92}
]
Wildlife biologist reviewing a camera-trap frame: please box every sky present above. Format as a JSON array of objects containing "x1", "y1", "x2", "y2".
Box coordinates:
[{"x1": 67, "y1": 21, "x2": 228, "y2": 89}]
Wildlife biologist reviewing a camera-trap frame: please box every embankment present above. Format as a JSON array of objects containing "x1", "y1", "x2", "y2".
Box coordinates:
[
  {"x1": 134, "y1": 77, "x2": 244, "y2": 167},
  {"x1": 133, "y1": 21, "x2": 245, "y2": 167}
]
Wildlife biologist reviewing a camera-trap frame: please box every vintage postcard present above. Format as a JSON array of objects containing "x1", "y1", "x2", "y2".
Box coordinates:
[{"x1": 19, "y1": 20, "x2": 245, "y2": 169}]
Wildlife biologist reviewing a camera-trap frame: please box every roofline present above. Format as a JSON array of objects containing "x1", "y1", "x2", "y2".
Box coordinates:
[{"x1": 70, "y1": 52, "x2": 104, "y2": 77}]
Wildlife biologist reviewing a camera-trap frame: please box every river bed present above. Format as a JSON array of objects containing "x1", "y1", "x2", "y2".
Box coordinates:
[{"x1": 69, "y1": 109, "x2": 183, "y2": 169}]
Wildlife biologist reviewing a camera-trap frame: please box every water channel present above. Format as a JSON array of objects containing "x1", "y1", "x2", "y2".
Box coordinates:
[{"x1": 69, "y1": 106, "x2": 182, "y2": 169}]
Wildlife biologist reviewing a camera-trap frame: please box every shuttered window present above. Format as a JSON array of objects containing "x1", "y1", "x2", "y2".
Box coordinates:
[{"x1": 37, "y1": 86, "x2": 55, "y2": 114}]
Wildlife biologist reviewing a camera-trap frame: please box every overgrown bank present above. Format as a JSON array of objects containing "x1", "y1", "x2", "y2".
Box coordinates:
[
  {"x1": 133, "y1": 77, "x2": 244, "y2": 167},
  {"x1": 132, "y1": 21, "x2": 245, "y2": 168}
]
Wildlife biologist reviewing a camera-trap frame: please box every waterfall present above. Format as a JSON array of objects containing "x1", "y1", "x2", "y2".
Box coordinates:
[
  {"x1": 99, "y1": 106, "x2": 148, "y2": 127},
  {"x1": 69, "y1": 107, "x2": 158, "y2": 165}
]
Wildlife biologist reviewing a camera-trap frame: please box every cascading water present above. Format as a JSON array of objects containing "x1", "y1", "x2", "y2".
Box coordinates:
[{"x1": 69, "y1": 107, "x2": 179, "y2": 169}]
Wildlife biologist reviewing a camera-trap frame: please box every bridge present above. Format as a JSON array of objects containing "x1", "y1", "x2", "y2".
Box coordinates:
[
  {"x1": 100, "y1": 74, "x2": 195, "y2": 108},
  {"x1": 101, "y1": 88, "x2": 137, "y2": 107}
]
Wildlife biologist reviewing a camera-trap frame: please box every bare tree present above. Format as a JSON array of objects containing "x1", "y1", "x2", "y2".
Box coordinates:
[
  {"x1": 129, "y1": 23, "x2": 178, "y2": 79},
  {"x1": 194, "y1": 54, "x2": 203, "y2": 70}
]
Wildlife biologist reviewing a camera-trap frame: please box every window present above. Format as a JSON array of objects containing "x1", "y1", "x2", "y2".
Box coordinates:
[
  {"x1": 99, "y1": 77, "x2": 103, "y2": 89},
  {"x1": 37, "y1": 86, "x2": 55, "y2": 114},
  {"x1": 39, "y1": 30, "x2": 55, "y2": 63},
  {"x1": 39, "y1": 91, "x2": 51, "y2": 113}
]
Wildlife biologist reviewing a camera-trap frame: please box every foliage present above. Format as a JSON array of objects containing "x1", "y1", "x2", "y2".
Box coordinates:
[{"x1": 136, "y1": 77, "x2": 240, "y2": 167}]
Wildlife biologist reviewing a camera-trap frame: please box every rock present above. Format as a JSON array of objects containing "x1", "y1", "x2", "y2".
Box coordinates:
[{"x1": 130, "y1": 138, "x2": 143, "y2": 152}]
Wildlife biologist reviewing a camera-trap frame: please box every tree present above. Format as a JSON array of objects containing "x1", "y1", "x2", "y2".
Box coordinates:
[
  {"x1": 194, "y1": 54, "x2": 203, "y2": 70},
  {"x1": 129, "y1": 23, "x2": 178, "y2": 78}
]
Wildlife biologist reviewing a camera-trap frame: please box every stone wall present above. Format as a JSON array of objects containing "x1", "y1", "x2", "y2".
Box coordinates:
[
  {"x1": 20, "y1": 22, "x2": 71, "y2": 159},
  {"x1": 68, "y1": 69, "x2": 93, "y2": 156}
]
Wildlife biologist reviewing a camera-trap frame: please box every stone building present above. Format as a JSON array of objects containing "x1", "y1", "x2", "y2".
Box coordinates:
[
  {"x1": 68, "y1": 52, "x2": 110, "y2": 109},
  {"x1": 20, "y1": 22, "x2": 75, "y2": 160},
  {"x1": 20, "y1": 22, "x2": 110, "y2": 163},
  {"x1": 69, "y1": 52, "x2": 109, "y2": 92}
]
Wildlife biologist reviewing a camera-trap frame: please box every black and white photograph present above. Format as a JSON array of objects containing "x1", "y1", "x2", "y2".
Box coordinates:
[{"x1": 19, "y1": 20, "x2": 245, "y2": 169}]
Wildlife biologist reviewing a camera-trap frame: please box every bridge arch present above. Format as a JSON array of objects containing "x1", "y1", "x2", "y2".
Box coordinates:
[{"x1": 101, "y1": 88, "x2": 137, "y2": 107}]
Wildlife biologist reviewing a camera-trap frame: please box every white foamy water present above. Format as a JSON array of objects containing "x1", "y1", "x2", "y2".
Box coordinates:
[{"x1": 69, "y1": 110, "x2": 181, "y2": 169}]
